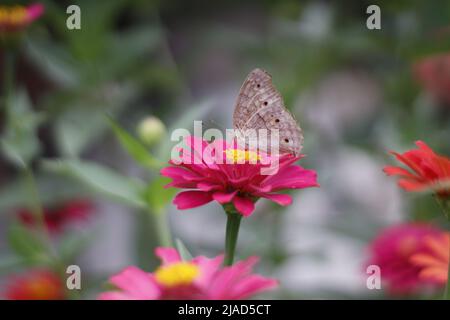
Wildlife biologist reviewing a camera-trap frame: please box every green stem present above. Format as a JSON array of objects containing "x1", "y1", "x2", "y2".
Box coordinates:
[
  {"x1": 3, "y1": 50, "x2": 65, "y2": 280},
  {"x1": 5, "y1": 47, "x2": 53, "y2": 254},
  {"x1": 224, "y1": 206, "x2": 242, "y2": 266},
  {"x1": 23, "y1": 167, "x2": 55, "y2": 255},
  {"x1": 2, "y1": 49, "x2": 15, "y2": 127},
  {"x1": 23, "y1": 168, "x2": 69, "y2": 278},
  {"x1": 153, "y1": 209, "x2": 172, "y2": 247}
]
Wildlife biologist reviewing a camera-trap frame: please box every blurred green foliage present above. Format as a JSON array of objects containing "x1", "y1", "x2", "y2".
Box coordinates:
[{"x1": 0, "y1": 0, "x2": 449, "y2": 299}]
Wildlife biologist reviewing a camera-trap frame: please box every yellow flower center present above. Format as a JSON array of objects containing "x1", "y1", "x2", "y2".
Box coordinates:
[
  {"x1": 154, "y1": 262, "x2": 200, "y2": 287},
  {"x1": 224, "y1": 149, "x2": 260, "y2": 163},
  {"x1": 0, "y1": 6, "x2": 27, "y2": 26}
]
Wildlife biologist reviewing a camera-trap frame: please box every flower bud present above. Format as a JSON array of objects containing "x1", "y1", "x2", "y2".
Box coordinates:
[{"x1": 137, "y1": 116, "x2": 166, "y2": 146}]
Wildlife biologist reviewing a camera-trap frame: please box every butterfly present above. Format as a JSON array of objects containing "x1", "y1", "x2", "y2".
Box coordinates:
[{"x1": 232, "y1": 68, "x2": 303, "y2": 156}]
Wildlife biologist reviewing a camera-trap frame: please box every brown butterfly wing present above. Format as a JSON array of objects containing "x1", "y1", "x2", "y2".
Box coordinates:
[{"x1": 232, "y1": 68, "x2": 303, "y2": 156}]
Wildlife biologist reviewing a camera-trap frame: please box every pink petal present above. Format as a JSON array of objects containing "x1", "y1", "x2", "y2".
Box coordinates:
[
  {"x1": 206, "y1": 266, "x2": 248, "y2": 299},
  {"x1": 229, "y1": 275, "x2": 278, "y2": 299},
  {"x1": 173, "y1": 191, "x2": 213, "y2": 210},
  {"x1": 26, "y1": 3, "x2": 45, "y2": 21},
  {"x1": 230, "y1": 256, "x2": 260, "y2": 274},
  {"x1": 415, "y1": 140, "x2": 435, "y2": 154},
  {"x1": 184, "y1": 136, "x2": 209, "y2": 164},
  {"x1": 398, "y1": 179, "x2": 429, "y2": 191},
  {"x1": 192, "y1": 255, "x2": 223, "y2": 289},
  {"x1": 262, "y1": 166, "x2": 318, "y2": 191},
  {"x1": 160, "y1": 166, "x2": 201, "y2": 181},
  {"x1": 390, "y1": 151, "x2": 424, "y2": 176},
  {"x1": 186, "y1": 135, "x2": 208, "y2": 153},
  {"x1": 277, "y1": 154, "x2": 302, "y2": 169},
  {"x1": 108, "y1": 266, "x2": 160, "y2": 299},
  {"x1": 260, "y1": 193, "x2": 292, "y2": 206},
  {"x1": 206, "y1": 256, "x2": 274, "y2": 299},
  {"x1": 165, "y1": 180, "x2": 197, "y2": 189},
  {"x1": 155, "y1": 247, "x2": 181, "y2": 265},
  {"x1": 232, "y1": 196, "x2": 255, "y2": 217},
  {"x1": 197, "y1": 182, "x2": 221, "y2": 192},
  {"x1": 175, "y1": 136, "x2": 206, "y2": 166},
  {"x1": 97, "y1": 292, "x2": 136, "y2": 300},
  {"x1": 383, "y1": 166, "x2": 416, "y2": 178},
  {"x1": 247, "y1": 184, "x2": 272, "y2": 193},
  {"x1": 212, "y1": 190, "x2": 238, "y2": 204}
]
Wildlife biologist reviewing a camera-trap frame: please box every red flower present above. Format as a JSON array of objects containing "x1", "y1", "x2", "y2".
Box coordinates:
[
  {"x1": 414, "y1": 53, "x2": 450, "y2": 105},
  {"x1": 410, "y1": 232, "x2": 449, "y2": 285},
  {"x1": 0, "y1": 3, "x2": 44, "y2": 33},
  {"x1": 17, "y1": 199, "x2": 93, "y2": 234},
  {"x1": 98, "y1": 247, "x2": 277, "y2": 300},
  {"x1": 3, "y1": 270, "x2": 65, "y2": 300},
  {"x1": 383, "y1": 141, "x2": 450, "y2": 198},
  {"x1": 367, "y1": 223, "x2": 446, "y2": 295},
  {"x1": 161, "y1": 136, "x2": 318, "y2": 217}
]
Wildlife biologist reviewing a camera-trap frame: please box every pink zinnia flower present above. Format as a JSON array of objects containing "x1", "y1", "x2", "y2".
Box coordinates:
[
  {"x1": 414, "y1": 53, "x2": 450, "y2": 105},
  {"x1": 410, "y1": 232, "x2": 450, "y2": 285},
  {"x1": 366, "y1": 223, "x2": 446, "y2": 295},
  {"x1": 161, "y1": 136, "x2": 318, "y2": 216},
  {"x1": 0, "y1": 3, "x2": 44, "y2": 33},
  {"x1": 3, "y1": 270, "x2": 65, "y2": 300},
  {"x1": 383, "y1": 141, "x2": 450, "y2": 199},
  {"x1": 98, "y1": 247, "x2": 278, "y2": 300},
  {"x1": 17, "y1": 199, "x2": 94, "y2": 234}
]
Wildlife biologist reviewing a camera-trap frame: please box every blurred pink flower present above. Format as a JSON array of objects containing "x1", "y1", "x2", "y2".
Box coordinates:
[
  {"x1": 17, "y1": 199, "x2": 94, "y2": 234},
  {"x1": 161, "y1": 136, "x2": 318, "y2": 216},
  {"x1": 383, "y1": 141, "x2": 450, "y2": 199},
  {"x1": 414, "y1": 53, "x2": 450, "y2": 105},
  {"x1": 410, "y1": 232, "x2": 449, "y2": 285},
  {"x1": 367, "y1": 223, "x2": 446, "y2": 295},
  {"x1": 3, "y1": 270, "x2": 65, "y2": 300},
  {"x1": 98, "y1": 247, "x2": 278, "y2": 300},
  {"x1": 0, "y1": 3, "x2": 44, "y2": 33}
]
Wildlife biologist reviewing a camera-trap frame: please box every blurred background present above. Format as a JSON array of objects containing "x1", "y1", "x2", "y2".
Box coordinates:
[{"x1": 1, "y1": 0, "x2": 450, "y2": 299}]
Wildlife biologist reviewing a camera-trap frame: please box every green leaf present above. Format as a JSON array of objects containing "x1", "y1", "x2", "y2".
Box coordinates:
[
  {"x1": 0, "y1": 173, "x2": 90, "y2": 213},
  {"x1": 57, "y1": 230, "x2": 95, "y2": 262},
  {"x1": 0, "y1": 90, "x2": 44, "y2": 167},
  {"x1": 144, "y1": 176, "x2": 177, "y2": 214},
  {"x1": 41, "y1": 159, "x2": 146, "y2": 208},
  {"x1": 108, "y1": 117, "x2": 163, "y2": 170},
  {"x1": 1, "y1": 139, "x2": 27, "y2": 169},
  {"x1": 105, "y1": 25, "x2": 162, "y2": 79},
  {"x1": 54, "y1": 84, "x2": 135, "y2": 157},
  {"x1": 24, "y1": 38, "x2": 79, "y2": 88},
  {"x1": 7, "y1": 224, "x2": 49, "y2": 264},
  {"x1": 175, "y1": 238, "x2": 193, "y2": 261}
]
